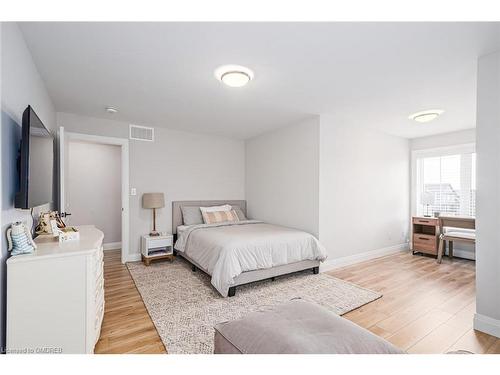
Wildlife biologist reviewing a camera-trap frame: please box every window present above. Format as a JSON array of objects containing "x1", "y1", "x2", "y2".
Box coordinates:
[{"x1": 413, "y1": 144, "x2": 476, "y2": 217}]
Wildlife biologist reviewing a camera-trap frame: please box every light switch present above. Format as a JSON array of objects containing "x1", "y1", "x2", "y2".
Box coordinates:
[{"x1": 131, "y1": 188, "x2": 137, "y2": 196}]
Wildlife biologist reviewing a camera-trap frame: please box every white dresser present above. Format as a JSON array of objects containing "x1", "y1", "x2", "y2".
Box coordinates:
[{"x1": 6, "y1": 225, "x2": 105, "y2": 354}]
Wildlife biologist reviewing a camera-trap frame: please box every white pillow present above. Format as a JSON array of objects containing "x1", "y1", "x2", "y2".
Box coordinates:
[{"x1": 199, "y1": 204, "x2": 232, "y2": 213}]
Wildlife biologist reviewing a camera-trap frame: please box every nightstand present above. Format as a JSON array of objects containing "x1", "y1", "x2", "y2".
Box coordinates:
[{"x1": 141, "y1": 233, "x2": 174, "y2": 266}]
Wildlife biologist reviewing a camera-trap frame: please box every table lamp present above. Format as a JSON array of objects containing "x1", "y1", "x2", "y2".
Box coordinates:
[
  {"x1": 421, "y1": 191, "x2": 435, "y2": 217},
  {"x1": 142, "y1": 193, "x2": 165, "y2": 236}
]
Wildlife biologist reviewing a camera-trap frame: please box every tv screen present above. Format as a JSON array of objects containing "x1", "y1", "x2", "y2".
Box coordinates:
[{"x1": 15, "y1": 106, "x2": 54, "y2": 209}]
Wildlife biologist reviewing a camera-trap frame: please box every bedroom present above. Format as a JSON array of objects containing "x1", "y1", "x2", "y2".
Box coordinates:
[{"x1": 1, "y1": 0, "x2": 500, "y2": 371}]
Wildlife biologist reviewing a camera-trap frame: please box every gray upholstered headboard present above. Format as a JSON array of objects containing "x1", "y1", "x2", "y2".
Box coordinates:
[{"x1": 172, "y1": 200, "x2": 247, "y2": 234}]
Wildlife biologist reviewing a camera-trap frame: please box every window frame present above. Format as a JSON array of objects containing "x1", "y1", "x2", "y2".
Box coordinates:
[{"x1": 410, "y1": 143, "x2": 476, "y2": 218}]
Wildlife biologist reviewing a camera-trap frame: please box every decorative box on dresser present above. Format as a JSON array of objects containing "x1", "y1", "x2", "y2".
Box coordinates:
[
  {"x1": 6, "y1": 225, "x2": 104, "y2": 354},
  {"x1": 412, "y1": 216, "x2": 439, "y2": 257}
]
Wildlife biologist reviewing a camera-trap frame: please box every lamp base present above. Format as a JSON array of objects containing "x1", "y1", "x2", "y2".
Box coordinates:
[{"x1": 150, "y1": 208, "x2": 160, "y2": 237}]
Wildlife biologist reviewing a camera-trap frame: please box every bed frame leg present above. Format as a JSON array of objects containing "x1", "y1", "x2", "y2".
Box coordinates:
[
  {"x1": 228, "y1": 287, "x2": 236, "y2": 297},
  {"x1": 312, "y1": 266, "x2": 319, "y2": 274},
  {"x1": 191, "y1": 264, "x2": 197, "y2": 272},
  {"x1": 173, "y1": 249, "x2": 178, "y2": 256}
]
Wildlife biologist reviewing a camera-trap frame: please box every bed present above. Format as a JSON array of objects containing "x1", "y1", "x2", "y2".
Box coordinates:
[{"x1": 172, "y1": 200, "x2": 327, "y2": 297}]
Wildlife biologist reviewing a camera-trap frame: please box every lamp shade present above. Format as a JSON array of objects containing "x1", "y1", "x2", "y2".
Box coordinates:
[
  {"x1": 421, "y1": 191, "x2": 435, "y2": 205},
  {"x1": 142, "y1": 193, "x2": 165, "y2": 209}
]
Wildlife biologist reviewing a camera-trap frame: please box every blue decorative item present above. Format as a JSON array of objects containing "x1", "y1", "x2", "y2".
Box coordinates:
[{"x1": 6, "y1": 221, "x2": 37, "y2": 256}]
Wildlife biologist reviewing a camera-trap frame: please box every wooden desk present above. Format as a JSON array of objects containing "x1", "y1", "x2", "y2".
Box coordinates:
[
  {"x1": 412, "y1": 216, "x2": 439, "y2": 256},
  {"x1": 438, "y1": 216, "x2": 475, "y2": 230}
]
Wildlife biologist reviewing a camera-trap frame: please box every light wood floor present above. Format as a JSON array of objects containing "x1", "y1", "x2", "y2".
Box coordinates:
[
  {"x1": 94, "y1": 250, "x2": 166, "y2": 353},
  {"x1": 96, "y1": 249, "x2": 500, "y2": 354},
  {"x1": 329, "y1": 252, "x2": 500, "y2": 354}
]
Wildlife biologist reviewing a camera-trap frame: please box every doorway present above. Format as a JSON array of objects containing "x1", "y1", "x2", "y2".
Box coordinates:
[{"x1": 58, "y1": 127, "x2": 129, "y2": 263}]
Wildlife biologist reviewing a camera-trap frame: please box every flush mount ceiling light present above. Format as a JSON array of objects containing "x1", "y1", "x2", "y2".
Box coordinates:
[
  {"x1": 214, "y1": 65, "x2": 254, "y2": 87},
  {"x1": 105, "y1": 106, "x2": 118, "y2": 114},
  {"x1": 409, "y1": 109, "x2": 444, "y2": 123}
]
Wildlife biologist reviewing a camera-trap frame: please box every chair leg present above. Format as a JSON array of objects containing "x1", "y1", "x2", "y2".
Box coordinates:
[
  {"x1": 449, "y1": 241, "x2": 454, "y2": 259},
  {"x1": 437, "y1": 238, "x2": 445, "y2": 264}
]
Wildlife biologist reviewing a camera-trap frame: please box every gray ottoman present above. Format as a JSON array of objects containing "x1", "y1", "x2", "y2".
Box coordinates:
[{"x1": 214, "y1": 299, "x2": 404, "y2": 354}]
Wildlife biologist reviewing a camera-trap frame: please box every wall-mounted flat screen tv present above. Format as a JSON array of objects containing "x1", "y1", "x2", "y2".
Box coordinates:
[{"x1": 15, "y1": 105, "x2": 54, "y2": 209}]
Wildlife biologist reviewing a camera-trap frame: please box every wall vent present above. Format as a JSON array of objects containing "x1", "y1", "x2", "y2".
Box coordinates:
[{"x1": 129, "y1": 124, "x2": 154, "y2": 142}]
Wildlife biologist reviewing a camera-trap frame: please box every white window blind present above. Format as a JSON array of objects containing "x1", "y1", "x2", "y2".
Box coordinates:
[{"x1": 414, "y1": 144, "x2": 476, "y2": 217}]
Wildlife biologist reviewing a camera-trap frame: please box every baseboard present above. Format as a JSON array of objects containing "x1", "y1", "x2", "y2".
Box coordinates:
[
  {"x1": 320, "y1": 243, "x2": 409, "y2": 273},
  {"x1": 103, "y1": 242, "x2": 121, "y2": 250},
  {"x1": 125, "y1": 253, "x2": 142, "y2": 262},
  {"x1": 449, "y1": 249, "x2": 475, "y2": 261},
  {"x1": 474, "y1": 313, "x2": 500, "y2": 338}
]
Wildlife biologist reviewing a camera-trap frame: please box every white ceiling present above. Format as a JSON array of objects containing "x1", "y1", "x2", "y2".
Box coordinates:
[{"x1": 19, "y1": 22, "x2": 500, "y2": 139}]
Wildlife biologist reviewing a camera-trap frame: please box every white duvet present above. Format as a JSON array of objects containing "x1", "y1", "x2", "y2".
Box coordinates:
[{"x1": 174, "y1": 220, "x2": 327, "y2": 297}]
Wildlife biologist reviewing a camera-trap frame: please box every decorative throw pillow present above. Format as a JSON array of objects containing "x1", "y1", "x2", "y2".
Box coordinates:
[
  {"x1": 232, "y1": 206, "x2": 247, "y2": 220},
  {"x1": 181, "y1": 206, "x2": 204, "y2": 225},
  {"x1": 202, "y1": 209, "x2": 240, "y2": 224},
  {"x1": 199, "y1": 204, "x2": 232, "y2": 213}
]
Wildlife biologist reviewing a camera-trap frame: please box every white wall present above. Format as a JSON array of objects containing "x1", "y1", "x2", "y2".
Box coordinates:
[
  {"x1": 1, "y1": 22, "x2": 56, "y2": 350},
  {"x1": 67, "y1": 141, "x2": 122, "y2": 244},
  {"x1": 319, "y1": 115, "x2": 410, "y2": 268},
  {"x1": 245, "y1": 117, "x2": 320, "y2": 237},
  {"x1": 245, "y1": 114, "x2": 410, "y2": 269},
  {"x1": 410, "y1": 129, "x2": 475, "y2": 150},
  {"x1": 474, "y1": 51, "x2": 500, "y2": 338},
  {"x1": 57, "y1": 112, "x2": 246, "y2": 260},
  {"x1": 1, "y1": 23, "x2": 56, "y2": 133}
]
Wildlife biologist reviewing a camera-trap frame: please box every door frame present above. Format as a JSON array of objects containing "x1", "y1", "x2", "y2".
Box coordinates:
[{"x1": 61, "y1": 128, "x2": 130, "y2": 264}]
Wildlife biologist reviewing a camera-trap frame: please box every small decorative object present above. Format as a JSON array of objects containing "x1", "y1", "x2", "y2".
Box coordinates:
[
  {"x1": 58, "y1": 227, "x2": 80, "y2": 243},
  {"x1": 142, "y1": 192, "x2": 165, "y2": 236},
  {"x1": 49, "y1": 219, "x2": 61, "y2": 236},
  {"x1": 433, "y1": 211, "x2": 440, "y2": 218},
  {"x1": 6, "y1": 221, "x2": 37, "y2": 256},
  {"x1": 420, "y1": 191, "x2": 435, "y2": 217},
  {"x1": 35, "y1": 211, "x2": 66, "y2": 235}
]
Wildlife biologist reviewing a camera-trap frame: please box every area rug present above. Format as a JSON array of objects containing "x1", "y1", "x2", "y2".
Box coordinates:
[{"x1": 127, "y1": 258, "x2": 381, "y2": 354}]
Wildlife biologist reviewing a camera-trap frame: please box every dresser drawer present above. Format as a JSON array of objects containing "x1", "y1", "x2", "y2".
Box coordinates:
[
  {"x1": 94, "y1": 273, "x2": 104, "y2": 303},
  {"x1": 412, "y1": 217, "x2": 438, "y2": 226},
  {"x1": 93, "y1": 250, "x2": 103, "y2": 278},
  {"x1": 95, "y1": 247, "x2": 103, "y2": 266},
  {"x1": 94, "y1": 258, "x2": 103, "y2": 283},
  {"x1": 413, "y1": 234, "x2": 438, "y2": 254},
  {"x1": 94, "y1": 296, "x2": 105, "y2": 345}
]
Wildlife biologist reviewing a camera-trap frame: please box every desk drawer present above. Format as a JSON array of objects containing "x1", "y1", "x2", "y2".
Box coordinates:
[
  {"x1": 413, "y1": 217, "x2": 438, "y2": 226},
  {"x1": 413, "y1": 234, "x2": 437, "y2": 254}
]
